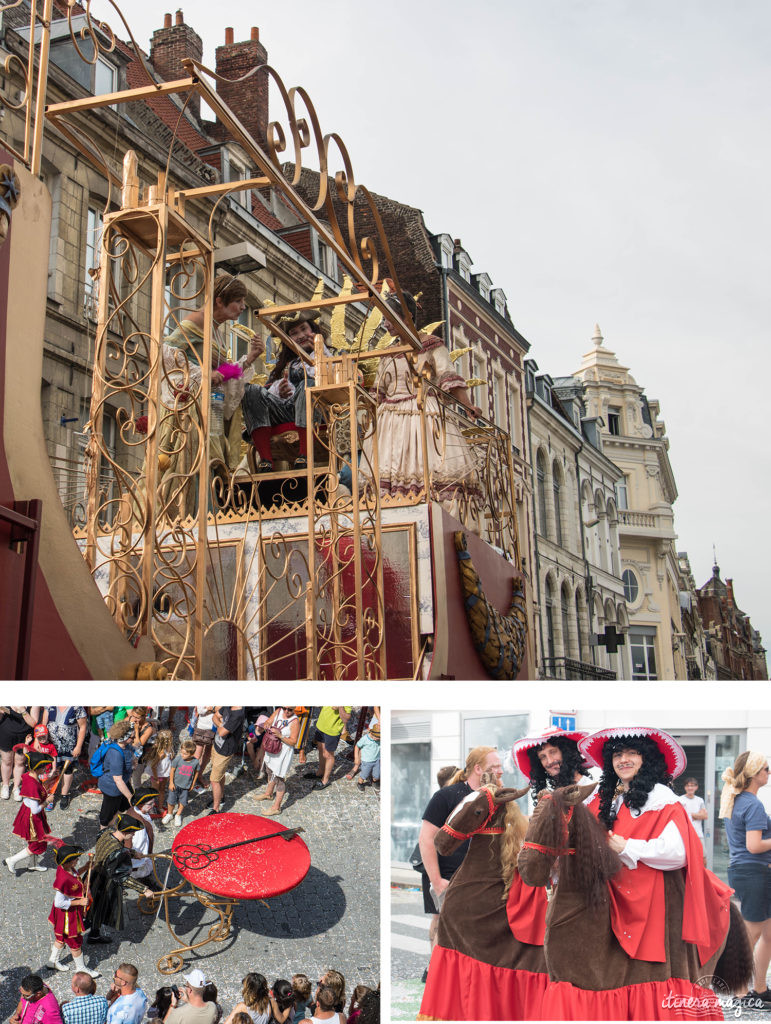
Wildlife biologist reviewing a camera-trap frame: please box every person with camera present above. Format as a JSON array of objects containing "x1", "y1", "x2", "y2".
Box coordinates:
[{"x1": 162, "y1": 970, "x2": 218, "y2": 1024}]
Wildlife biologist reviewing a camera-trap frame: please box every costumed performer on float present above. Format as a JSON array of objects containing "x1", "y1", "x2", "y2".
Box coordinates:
[
  {"x1": 46, "y1": 843, "x2": 101, "y2": 977},
  {"x1": 360, "y1": 292, "x2": 483, "y2": 525},
  {"x1": 84, "y1": 813, "x2": 156, "y2": 945},
  {"x1": 5, "y1": 750, "x2": 54, "y2": 875},
  {"x1": 241, "y1": 308, "x2": 331, "y2": 473},
  {"x1": 565, "y1": 725, "x2": 744, "y2": 1020}
]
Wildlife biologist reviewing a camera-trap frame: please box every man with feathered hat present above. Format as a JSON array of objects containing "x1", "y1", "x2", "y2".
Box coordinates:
[
  {"x1": 241, "y1": 308, "x2": 330, "y2": 472},
  {"x1": 512, "y1": 726, "x2": 594, "y2": 803}
]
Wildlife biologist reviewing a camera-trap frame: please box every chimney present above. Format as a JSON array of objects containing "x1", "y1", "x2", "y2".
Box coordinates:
[
  {"x1": 726, "y1": 578, "x2": 734, "y2": 606},
  {"x1": 150, "y1": 10, "x2": 204, "y2": 121},
  {"x1": 214, "y1": 26, "x2": 268, "y2": 150}
]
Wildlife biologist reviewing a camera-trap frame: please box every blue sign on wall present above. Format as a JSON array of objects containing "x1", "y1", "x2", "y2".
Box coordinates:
[{"x1": 550, "y1": 713, "x2": 576, "y2": 732}]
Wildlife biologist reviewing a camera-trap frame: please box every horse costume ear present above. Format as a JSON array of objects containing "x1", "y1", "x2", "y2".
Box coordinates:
[
  {"x1": 559, "y1": 782, "x2": 597, "y2": 805},
  {"x1": 492, "y1": 785, "x2": 530, "y2": 804}
]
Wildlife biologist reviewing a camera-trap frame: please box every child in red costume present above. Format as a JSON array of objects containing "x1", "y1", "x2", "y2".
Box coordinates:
[
  {"x1": 5, "y1": 750, "x2": 54, "y2": 875},
  {"x1": 46, "y1": 844, "x2": 100, "y2": 977},
  {"x1": 14, "y1": 726, "x2": 58, "y2": 782}
]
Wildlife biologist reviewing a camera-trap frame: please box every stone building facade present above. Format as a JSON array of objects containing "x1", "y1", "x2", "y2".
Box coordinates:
[
  {"x1": 525, "y1": 364, "x2": 629, "y2": 678},
  {"x1": 573, "y1": 325, "x2": 685, "y2": 679}
]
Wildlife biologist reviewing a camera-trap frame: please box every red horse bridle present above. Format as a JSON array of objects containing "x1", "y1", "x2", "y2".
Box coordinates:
[
  {"x1": 440, "y1": 787, "x2": 506, "y2": 839},
  {"x1": 521, "y1": 792, "x2": 576, "y2": 857}
]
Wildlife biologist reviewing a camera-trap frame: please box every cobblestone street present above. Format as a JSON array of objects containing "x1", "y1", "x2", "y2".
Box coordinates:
[{"x1": 0, "y1": 741, "x2": 379, "y2": 1018}]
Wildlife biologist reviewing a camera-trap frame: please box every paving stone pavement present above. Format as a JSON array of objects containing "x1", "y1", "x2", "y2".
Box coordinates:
[{"x1": 0, "y1": 742, "x2": 379, "y2": 1019}]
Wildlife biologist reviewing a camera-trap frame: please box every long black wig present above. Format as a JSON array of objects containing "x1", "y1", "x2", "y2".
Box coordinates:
[
  {"x1": 528, "y1": 736, "x2": 592, "y2": 802},
  {"x1": 596, "y1": 734, "x2": 673, "y2": 830}
]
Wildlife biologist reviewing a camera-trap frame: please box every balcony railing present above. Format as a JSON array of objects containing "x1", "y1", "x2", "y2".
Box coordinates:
[
  {"x1": 618, "y1": 510, "x2": 657, "y2": 529},
  {"x1": 540, "y1": 656, "x2": 616, "y2": 680}
]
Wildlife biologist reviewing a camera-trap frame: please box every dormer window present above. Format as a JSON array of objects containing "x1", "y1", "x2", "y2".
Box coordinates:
[
  {"x1": 317, "y1": 237, "x2": 339, "y2": 282},
  {"x1": 94, "y1": 57, "x2": 116, "y2": 96},
  {"x1": 456, "y1": 250, "x2": 472, "y2": 282},
  {"x1": 474, "y1": 273, "x2": 492, "y2": 302},
  {"x1": 491, "y1": 288, "x2": 506, "y2": 316},
  {"x1": 436, "y1": 233, "x2": 454, "y2": 270}
]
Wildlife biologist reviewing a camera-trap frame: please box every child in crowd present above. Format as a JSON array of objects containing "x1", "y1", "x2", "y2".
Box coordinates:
[
  {"x1": 224, "y1": 973, "x2": 271, "y2": 1024},
  {"x1": 163, "y1": 739, "x2": 200, "y2": 827},
  {"x1": 355, "y1": 723, "x2": 380, "y2": 789},
  {"x1": 141, "y1": 729, "x2": 174, "y2": 810},
  {"x1": 91, "y1": 706, "x2": 115, "y2": 739},
  {"x1": 147, "y1": 987, "x2": 174, "y2": 1020},
  {"x1": 346, "y1": 986, "x2": 371, "y2": 1024},
  {"x1": 5, "y1": 750, "x2": 54, "y2": 874},
  {"x1": 46, "y1": 843, "x2": 100, "y2": 977},
  {"x1": 291, "y1": 975, "x2": 313, "y2": 1024},
  {"x1": 18, "y1": 726, "x2": 57, "y2": 789},
  {"x1": 270, "y1": 981, "x2": 295, "y2": 1024}
]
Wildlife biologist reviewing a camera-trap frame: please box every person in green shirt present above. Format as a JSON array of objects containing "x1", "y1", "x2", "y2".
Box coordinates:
[{"x1": 304, "y1": 707, "x2": 352, "y2": 789}]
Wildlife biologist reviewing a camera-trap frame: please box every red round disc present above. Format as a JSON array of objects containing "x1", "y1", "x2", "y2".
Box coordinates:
[{"x1": 172, "y1": 813, "x2": 310, "y2": 899}]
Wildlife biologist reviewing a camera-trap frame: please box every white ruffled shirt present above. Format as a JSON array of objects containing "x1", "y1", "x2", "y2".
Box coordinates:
[{"x1": 613, "y1": 783, "x2": 687, "y2": 871}]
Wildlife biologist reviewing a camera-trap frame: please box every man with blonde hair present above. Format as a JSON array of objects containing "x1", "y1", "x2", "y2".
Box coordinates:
[{"x1": 416, "y1": 746, "x2": 503, "y2": 980}]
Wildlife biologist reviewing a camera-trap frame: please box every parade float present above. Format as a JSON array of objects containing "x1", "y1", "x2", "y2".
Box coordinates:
[{"x1": 0, "y1": 0, "x2": 531, "y2": 679}]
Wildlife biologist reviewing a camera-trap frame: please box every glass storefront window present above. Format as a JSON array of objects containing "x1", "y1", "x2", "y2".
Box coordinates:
[
  {"x1": 463, "y1": 713, "x2": 530, "y2": 789},
  {"x1": 713, "y1": 733, "x2": 743, "y2": 880},
  {"x1": 392, "y1": 741, "x2": 432, "y2": 863}
]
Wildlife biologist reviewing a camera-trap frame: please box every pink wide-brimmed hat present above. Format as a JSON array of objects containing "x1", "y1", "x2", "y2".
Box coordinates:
[
  {"x1": 512, "y1": 726, "x2": 589, "y2": 780},
  {"x1": 579, "y1": 726, "x2": 687, "y2": 779}
]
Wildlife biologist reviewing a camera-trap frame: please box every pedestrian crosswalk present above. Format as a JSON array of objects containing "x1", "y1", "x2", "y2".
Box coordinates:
[{"x1": 391, "y1": 912, "x2": 430, "y2": 954}]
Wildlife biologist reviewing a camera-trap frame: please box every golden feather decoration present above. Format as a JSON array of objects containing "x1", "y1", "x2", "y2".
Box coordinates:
[
  {"x1": 450, "y1": 345, "x2": 473, "y2": 364},
  {"x1": 466, "y1": 378, "x2": 488, "y2": 389}
]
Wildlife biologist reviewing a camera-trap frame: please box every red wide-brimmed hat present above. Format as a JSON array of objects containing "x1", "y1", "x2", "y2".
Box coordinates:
[
  {"x1": 578, "y1": 726, "x2": 687, "y2": 779},
  {"x1": 512, "y1": 726, "x2": 589, "y2": 780}
]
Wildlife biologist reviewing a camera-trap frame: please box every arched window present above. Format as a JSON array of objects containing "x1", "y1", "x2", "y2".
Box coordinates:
[
  {"x1": 623, "y1": 569, "x2": 639, "y2": 604},
  {"x1": 575, "y1": 590, "x2": 585, "y2": 663},
  {"x1": 544, "y1": 576, "x2": 555, "y2": 663},
  {"x1": 536, "y1": 451, "x2": 547, "y2": 536},
  {"x1": 561, "y1": 584, "x2": 571, "y2": 658},
  {"x1": 553, "y1": 464, "x2": 563, "y2": 546}
]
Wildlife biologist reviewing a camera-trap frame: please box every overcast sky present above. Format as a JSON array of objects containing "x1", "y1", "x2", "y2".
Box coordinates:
[{"x1": 127, "y1": 1, "x2": 770, "y2": 657}]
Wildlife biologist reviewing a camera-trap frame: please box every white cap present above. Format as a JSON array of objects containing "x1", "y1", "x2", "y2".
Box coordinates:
[{"x1": 182, "y1": 970, "x2": 210, "y2": 989}]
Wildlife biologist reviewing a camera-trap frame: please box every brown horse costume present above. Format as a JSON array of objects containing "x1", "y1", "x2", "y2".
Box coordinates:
[
  {"x1": 517, "y1": 784, "x2": 753, "y2": 1020},
  {"x1": 418, "y1": 785, "x2": 549, "y2": 1020}
]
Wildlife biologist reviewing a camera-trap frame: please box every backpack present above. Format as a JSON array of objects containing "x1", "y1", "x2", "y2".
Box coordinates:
[{"x1": 89, "y1": 741, "x2": 122, "y2": 778}]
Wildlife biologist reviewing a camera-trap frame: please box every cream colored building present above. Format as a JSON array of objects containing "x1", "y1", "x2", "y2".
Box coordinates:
[
  {"x1": 525, "y1": 363, "x2": 629, "y2": 679},
  {"x1": 574, "y1": 326, "x2": 686, "y2": 679}
]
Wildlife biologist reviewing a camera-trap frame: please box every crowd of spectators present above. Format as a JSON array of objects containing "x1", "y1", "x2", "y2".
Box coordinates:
[
  {"x1": 0, "y1": 706, "x2": 379, "y2": 825},
  {"x1": 10, "y1": 967, "x2": 380, "y2": 1024},
  {"x1": 1, "y1": 706, "x2": 380, "y2": 1022}
]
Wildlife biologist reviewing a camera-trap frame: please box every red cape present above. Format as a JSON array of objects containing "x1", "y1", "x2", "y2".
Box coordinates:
[
  {"x1": 587, "y1": 794, "x2": 731, "y2": 964},
  {"x1": 506, "y1": 872, "x2": 547, "y2": 946}
]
